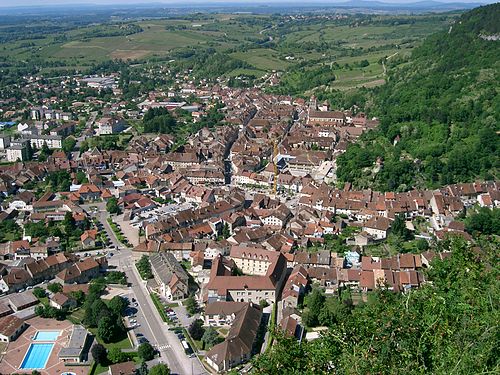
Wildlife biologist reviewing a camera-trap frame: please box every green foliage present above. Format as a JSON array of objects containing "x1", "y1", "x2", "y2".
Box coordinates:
[
  {"x1": 106, "y1": 271, "x2": 128, "y2": 285},
  {"x1": 138, "y1": 342, "x2": 155, "y2": 362},
  {"x1": 337, "y1": 4, "x2": 500, "y2": 191},
  {"x1": 185, "y1": 295, "x2": 198, "y2": 315},
  {"x1": 106, "y1": 197, "x2": 120, "y2": 214},
  {"x1": 108, "y1": 296, "x2": 129, "y2": 317},
  {"x1": 62, "y1": 137, "x2": 77, "y2": 153},
  {"x1": 188, "y1": 319, "x2": 205, "y2": 341},
  {"x1": 46, "y1": 170, "x2": 71, "y2": 192},
  {"x1": 302, "y1": 288, "x2": 325, "y2": 327},
  {"x1": 201, "y1": 326, "x2": 223, "y2": 348},
  {"x1": 254, "y1": 238, "x2": 500, "y2": 374},
  {"x1": 35, "y1": 305, "x2": 66, "y2": 320},
  {"x1": 32, "y1": 287, "x2": 46, "y2": 299},
  {"x1": 107, "y1": 347, "x2": 128, "y2": 364},
  {"x1": 274, "y1": 64, "x2": 336, "y2": 95},
  {"x1": 98, "y1": 315, "x2": 122, "y2": 343},
  {"x1": 136, "y1": 255, "x2": 153, "y2": 280},
  {"x1": 143, "y1": 107, "x2": 177, "y2": 134},
  {"x1": 148, "y1": 363, "x2": 170, "y2": 375},
  {"x1": 0, "y1": 219, "x2": 22, "y2": 243},
  {"x1": 392, "y1": 214, "x2": 413, "y2": 241},
  {"x1": 47, "y1": 283, "x2": 62, "y2": 293},
  {"x1": 465, "y1": 207, "x2": 499, "y2": 236},
  {"x1": 91, "y1": 343, "x2": 107, "y2": 365}
]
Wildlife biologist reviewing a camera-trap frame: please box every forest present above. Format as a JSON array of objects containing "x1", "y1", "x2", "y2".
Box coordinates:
[{"x1": 336, "y1": 4, "x2": 499, "y2": 191}]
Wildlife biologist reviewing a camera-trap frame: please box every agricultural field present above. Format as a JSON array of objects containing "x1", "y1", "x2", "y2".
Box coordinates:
[{"x1": 0, "y1": 12, "x2": 457, "y2": 93}]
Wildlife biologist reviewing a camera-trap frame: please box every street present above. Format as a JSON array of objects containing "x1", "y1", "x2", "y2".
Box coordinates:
[{"x1": 89, "y1": 204, "x2": 207, "y2": 375}]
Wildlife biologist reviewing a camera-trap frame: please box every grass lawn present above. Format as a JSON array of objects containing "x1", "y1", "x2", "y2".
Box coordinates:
[{"x1": 67, "y1": 307, "x2": 85, "y2": 324}]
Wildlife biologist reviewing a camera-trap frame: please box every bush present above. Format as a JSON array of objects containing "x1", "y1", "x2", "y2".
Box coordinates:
[
  {"x1": 91, "y1": 343, "x2": 107, "y2": 365},
  {"x1": 107, "y1": 347, "x2": 128, "y2": 364},
  {"x1": 138, "y1": 342, "x2": 155, "y2": 361},
  {"x1": 188, "y1": 319, "x2": 205, "y2": 341},
  {"x1": 47, "y1": 283, "x2": 63, "y2": 294},
  {"x1": 33, "y1": 287, "x2": 46, "y2": 299}
]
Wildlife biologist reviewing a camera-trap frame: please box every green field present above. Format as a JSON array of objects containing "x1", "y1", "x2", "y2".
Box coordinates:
[{"x1": 0, "y1": 12, "x2": 457, "y2": 92}]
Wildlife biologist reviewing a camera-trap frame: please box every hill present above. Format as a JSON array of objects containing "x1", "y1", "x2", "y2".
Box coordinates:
[{"x1": 336, "y1": 3, "x2": 500, "y2": 191}]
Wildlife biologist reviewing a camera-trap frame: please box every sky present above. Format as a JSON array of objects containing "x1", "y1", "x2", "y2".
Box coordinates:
[
  {"x1": 0, "y1": 0, "x2": 497, "y2": 6},
  {"x1": 0, "y1": 0, "x2": 494, "y2": 7}
]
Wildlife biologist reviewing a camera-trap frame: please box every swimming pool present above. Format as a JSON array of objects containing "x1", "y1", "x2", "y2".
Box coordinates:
[
  {"x1": 33, "y1": 330, "x2": 61, "y2": 341},
  {"x1": 20, "y1": 343, "x2": 54, "y2": 369}
]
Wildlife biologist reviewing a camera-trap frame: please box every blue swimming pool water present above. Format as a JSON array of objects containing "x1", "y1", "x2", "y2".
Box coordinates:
[
  {"x1": 33, "y1": 330, "x2": 61, "y2": 341},
  {"x1": 20, "y1": 343, "x2": 54, "y2": 369}
]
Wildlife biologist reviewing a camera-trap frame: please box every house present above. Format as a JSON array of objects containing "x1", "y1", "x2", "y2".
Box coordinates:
[
  {"x1": 229, "y1": 246, "x2": 279, "y2": 276},
  {"x1": 59, "y1": 325, "x2": 92, "y2": 363},
  {"x1": 203, "y1": 301, "x2": 248, "y2": 327},
  {"x1": 55, "y1": 257, "x2": 104, "y2": 284},
  {"x1": 81, "y1": 229, "x2": 98, "y2": 248},
  {"x1": 205, "y1": 303, "x2": 262, "y2": 372},
  {"x1": 149, "y1": 252, "x2": 189, "y2": 300},
  {"x1": 362, "y1": 217, "x2": 392, "y2": 240},
  {"x1": 206, "y1": 253, "x2": 287, "y2": 305},
  {"x1": 97, "y1": 117, "x2": 126, "y2": 135},
  {"x1": 8, "y1": 290, "x2": 39, "y2": 312},
  {"x1": 0, "y1": 315, "x2": 28, "y2": 342},
  {"x1": 50, "y1": 292, "x2": 77, "y2": 310},
  {"x1": 108, "y1": 361, "x2": 136, "y2": 375}
]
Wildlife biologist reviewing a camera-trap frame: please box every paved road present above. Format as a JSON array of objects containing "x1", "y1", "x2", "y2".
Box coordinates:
[{"x1": 112, "y1": 250, "x2": 207, "y2": 375}]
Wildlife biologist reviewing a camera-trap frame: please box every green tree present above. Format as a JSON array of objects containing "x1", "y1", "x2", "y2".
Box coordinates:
[
  {"x1": 465, "y1": 208, "x2": 499, "y2": 236},
  {"x1": 32, "y1": 287, "x2": 46, "y2": 299},
  {"x1": 149, "y1": 363, "x2": 170, "y2": 375},
  {"x1": 97, "y1": 316, "x2": 116, "y2": 343},
  {"x1": 47, "y1": 283, "x2": 62, "y2": 294},
  {"x1": 188, "y1": 319, "x2": 205, "y2": 341},
  {"x1": 201, "y1": 327, "x2": 223, "y2": 348},
  {"x1": 62, "y1": 137, "x2": 77, "y2": 153},
  {"x1": 138, "y1": 342, "x2": 155, "y2": 362},
  {"x1": 108, "y1": 296, "x2": 128, "y2": 317},
  {"x1": 106, "y1": 197, "x2": 120, "y2": 214},
  {"x1": 185, "y1": 295, "x2": 198, "y2": 315},
  {"x1": 91, "y1": 343, "x2": 107, "y2": 365},
  {"x1": 107, "y1": 347, "x2": 128, "y2": 364},
  {"x1": 302, "y1": 288, "x2": 325, "y2": 327},
  {"x1": 63, "y1": 212, "x2": 76, "y2": 234},
  {"x1": 222, "y1": 222, "x2": 231, "y2": 239}
]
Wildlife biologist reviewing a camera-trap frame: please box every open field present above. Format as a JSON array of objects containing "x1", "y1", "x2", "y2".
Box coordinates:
[{"x1": 0, "y1": 12, "x2": 456, "y2": 92}]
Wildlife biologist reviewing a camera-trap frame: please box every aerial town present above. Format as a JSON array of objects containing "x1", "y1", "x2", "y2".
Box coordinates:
[{"x1": 0, "y1": 63, "x2": 497, "y2": 375}]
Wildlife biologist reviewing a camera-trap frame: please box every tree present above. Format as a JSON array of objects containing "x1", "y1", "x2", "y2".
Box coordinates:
[
  {"x1": 47, "y1": 283, "x2": 62, "y2": 294},
  {"x1": 97, "y1": 316, "x2": 116, "y2": 343},
  {"x1": 135, "y1": 361, "x2": 148, "y2": 375},
  {"x1": 149, "y1": 363, "x2": 170, "y2": 375},
  {"x1": 392, "y1": 214, "x2": 413, "y2": 241},
  {"x1": 222, "y1": 222, "x2": 231, "y2": 239},
  {"x1": 63, "y1": 212, "x2": 76, "y2": 234},
  {"x1": 32, "y1": 287, "x2": 46, "y2": 299},
  {"x1": 31, "y1": 371, "x2": 41, "y2": 375},
  {"x1": 201, "y1": 326, "x2": 222, "y2": 348},
  {"x1": 108, "y1": 296, "x2": 128, "y2": 317},
  {"x1": 107, "y1": 347, "x2": 128, "y2": 364},
  {"x1": 62, "y1": 137, "x2": 77, "y2": 153},
  {"x1": 138, "y1": 342, "x2": 155, "y2": 362},
  {"x1": 302, "y1": 288, "x2": 325, "y2": 327},
  {"x1": 188, "y1": 319, "x2": 205, "y2": 341},
  {"x1": 416, "y1": 238, "x2": 429, "y2": 252},
  {"x1": 91, "y1": 343, "x2": 107, "y2": 365},
  {"x1": 106, "y1": 197, "x2": 120, "y2": 214},
  {"x1": 465, "y1": 208, "x2": 499, "y2": 236},
  {"x1": 185, "y1": 295, "x2": 198, "y2": 315}
]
